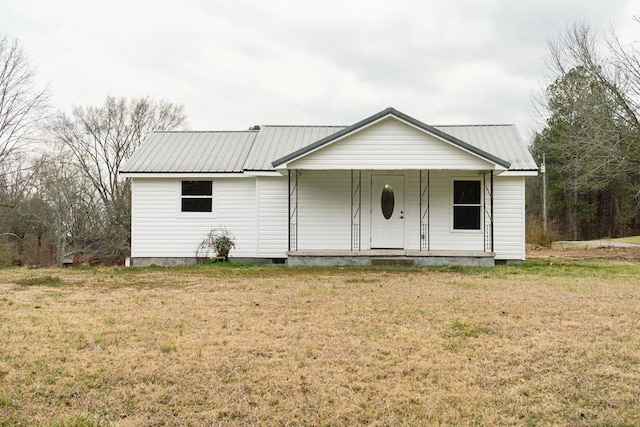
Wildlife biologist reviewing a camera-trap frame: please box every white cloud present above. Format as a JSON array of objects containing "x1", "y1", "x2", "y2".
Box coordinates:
[{"x1": 0, "y1": 0, "x2": 637, "y2": 139}]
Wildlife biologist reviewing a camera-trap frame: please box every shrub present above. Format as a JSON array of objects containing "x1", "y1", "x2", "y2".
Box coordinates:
[{"x1": 196, "y1": 227, "x2": 236, "y2": 262}]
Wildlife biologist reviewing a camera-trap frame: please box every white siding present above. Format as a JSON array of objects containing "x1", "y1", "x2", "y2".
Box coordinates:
[
  {"x1": 288, "y1": 117, "x2": 494, "y2": 170},
  {"x1": 426, "y1": 171, "x2": 486, "y2": 252},
  {"x1": 130, "y1": 172, "x2": 526, "y2": 261},
  {"x1": 296, "y1": 170, "x2": 351, "y2": 250},
  {"x1": 256, "y1": 176, "x2": 288, "y2": 257},
  {"x1": 131, "y1": 178, "x2": 257, "y2": 258},
  {"x1": 493, "y1": 176, "x2": 526, "y2": 260}
]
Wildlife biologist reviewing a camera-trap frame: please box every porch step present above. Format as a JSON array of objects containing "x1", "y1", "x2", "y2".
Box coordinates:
[{"x1": 371, "y1": 257, "x2": 415, "y2": 266}]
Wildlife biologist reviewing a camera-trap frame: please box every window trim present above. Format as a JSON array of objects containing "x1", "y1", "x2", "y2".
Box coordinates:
[
  {"x1": 180, "y1": 180, "x2": 214, "y2": 214},
  {"x1": 451, "y1": 178, "x2": 482, "y2": 232}
]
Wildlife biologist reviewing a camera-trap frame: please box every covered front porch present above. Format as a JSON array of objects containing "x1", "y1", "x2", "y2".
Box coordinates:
[
  {"x1": 285, "y1": 169, "x2": 497, "y2": 266},
  {"x1": 269, "y1": 108, "x2": 522, "y2": 266}
]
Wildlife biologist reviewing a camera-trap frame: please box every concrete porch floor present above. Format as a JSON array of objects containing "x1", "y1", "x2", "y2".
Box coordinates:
[{"x1": 286, "y1": 249, "x2": 495, "y2": 267}]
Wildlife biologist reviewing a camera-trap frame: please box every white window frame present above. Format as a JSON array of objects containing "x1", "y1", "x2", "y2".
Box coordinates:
[{"x1": 451, "y1": 178, "x2": 482, "y2": 232}]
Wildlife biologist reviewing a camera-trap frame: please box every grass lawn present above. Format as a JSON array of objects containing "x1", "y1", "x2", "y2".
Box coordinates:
[{"x1": 1, "y1": 259, "x2": 639, "y2": 426}]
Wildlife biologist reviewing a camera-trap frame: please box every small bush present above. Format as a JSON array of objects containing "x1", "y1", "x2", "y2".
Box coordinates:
[{"x1": 196, "y1": 227, "x2": 236, "y2": 262}]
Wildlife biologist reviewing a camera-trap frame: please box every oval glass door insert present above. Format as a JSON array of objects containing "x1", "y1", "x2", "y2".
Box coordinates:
[{"x1": 381, "y1": 184, "x2": 395, "y2": 219}]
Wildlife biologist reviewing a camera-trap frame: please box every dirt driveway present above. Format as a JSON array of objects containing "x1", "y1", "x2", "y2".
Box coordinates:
[{"x1": 527, "y1": 243, "x2": 640, "y2": 260}]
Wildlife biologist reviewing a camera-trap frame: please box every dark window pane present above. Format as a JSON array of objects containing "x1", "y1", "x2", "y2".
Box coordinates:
[
  {"x1": 182, "y1": 198, "x2": 212, "y2": 212},
  {"x1": 182, "y1": 181, "x2": 212, "y2": 196},
  {"x1": 454, "y1": 206, "x2": 481, "y2": 230},
  {"x1": 454, "y1": 181, "x2": 481, "y2": 204},
  {"x1": 381, "y1": 184, "x2": 395, "y2": 220}
]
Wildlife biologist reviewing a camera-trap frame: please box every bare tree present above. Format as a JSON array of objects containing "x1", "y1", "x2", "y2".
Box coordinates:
[
  {"x1": 0, "y1": 30, "x2": 48, "y2": 197},
  {"x1": 531, "y1": 21, "x2": 640, "y2": 239},
  {"x1": 30, "y1": 150, "x2": 102, "y2": 266},
  {"x1": 51, "y1": 96, "x2": 187, "y2": 262}
]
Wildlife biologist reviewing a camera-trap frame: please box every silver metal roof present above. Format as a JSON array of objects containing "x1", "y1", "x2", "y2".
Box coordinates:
[
  {"x1": 121, "y1": 109, "x2": 537, "y2": 174},
  {"x1": 244, "y1": 125, "x2": 345, "y2": 171},
  {"x1": 121, "y1": 131, "x2": 257, "y2": 173},
  {"x1": 434, "y1": 124, "x2": 538, "y2": 171}
]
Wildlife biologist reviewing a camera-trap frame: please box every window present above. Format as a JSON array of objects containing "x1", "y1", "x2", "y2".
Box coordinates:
[
  {"x1": 381, "y1": 184, "x2": 395, "y2": 220},
  {"x1": 181, "y1": 181, "x2": 212, "y2": 212},
  {"x1": 453, "y1": 180, "x2": 481, "y2": 230}
]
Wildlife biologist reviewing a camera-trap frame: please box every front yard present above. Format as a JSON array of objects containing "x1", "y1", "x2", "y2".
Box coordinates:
[{"x1": 1, "y1": 258, "x2": 639, "y2": 425}]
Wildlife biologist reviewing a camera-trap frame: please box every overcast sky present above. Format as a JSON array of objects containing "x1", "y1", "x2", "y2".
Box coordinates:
[{"x1": 1, "y1": 0, "x2": 638, "y2": 141}]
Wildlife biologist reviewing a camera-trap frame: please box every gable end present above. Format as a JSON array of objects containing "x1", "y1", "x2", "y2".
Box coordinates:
[{"x1": 272, "y1": 107, "x2": 511, "y2": 169}]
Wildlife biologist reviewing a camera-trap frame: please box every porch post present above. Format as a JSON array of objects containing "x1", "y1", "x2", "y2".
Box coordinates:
[
  {"x1": 491, "y1": 171, "x2": 494, "y2": 253},
  {"x1": 420, "y1": 170, "x2": 430, "y2": 251},
  {"x1": 288, "y1": 170, "x2": 298, "y2": 251},
  {"x1": 483, "y1": 171, "x2": 494, "y2": 253},
  {"x1": 351, "y1": 170, "x2": 362, "y2": 251}
]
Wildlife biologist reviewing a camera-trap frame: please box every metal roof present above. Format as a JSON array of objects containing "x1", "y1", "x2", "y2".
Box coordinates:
[
  {"x1": 435, "y1": 124, "x2": 538, "y2": 171},
  {"x1": 120, "y1": 131, "x2": 257, "y2": 173},
  {"x1": 244, "y1": 125, "x2": 345, "y2": 171},
  {"x1": 271, "y1": 107, "x2": 512, "y2": 169},
  {"x1": 121, "y1": 108, "x2": 538, "y2": 174}
]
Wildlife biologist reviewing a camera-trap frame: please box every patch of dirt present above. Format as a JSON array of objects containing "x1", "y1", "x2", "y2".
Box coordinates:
[{"x1": 527, "y1": 244, "x2": 640, "y2": 260}]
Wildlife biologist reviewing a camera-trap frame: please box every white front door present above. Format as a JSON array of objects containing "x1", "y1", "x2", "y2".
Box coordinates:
[{"x1": 371, "y1": 175, "x2": 405, "y2": 249}]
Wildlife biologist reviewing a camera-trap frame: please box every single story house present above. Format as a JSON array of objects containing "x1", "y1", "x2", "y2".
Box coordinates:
[{"x1": 120, "y1": 107, "x2": 538, "y2": 266}]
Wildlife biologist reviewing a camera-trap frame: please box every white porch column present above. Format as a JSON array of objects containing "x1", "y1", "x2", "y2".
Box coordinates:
[
  {"x1": 483, "y1": 171, "x2": 494, "y2": 253},
  {"x1": 419, "y1": 170, "x2": 430, "y2": 251},
  {"x1": 351, "y1": 170, "x2": 362, "y2": 250},
  {"x1": 288, "y1": 170, "x2": 298, "y2": 251}
]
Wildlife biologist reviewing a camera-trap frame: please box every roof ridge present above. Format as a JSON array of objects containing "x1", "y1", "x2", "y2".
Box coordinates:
[
  {"x1": 434, "y1": 124, "x2": 515, "y2": 127},
  {"x1": 150, "y1": 130, "x2": 258, "y2": 134},
  {"x1": 261, "y1": 124, "x2": 347, "y2": 128}
]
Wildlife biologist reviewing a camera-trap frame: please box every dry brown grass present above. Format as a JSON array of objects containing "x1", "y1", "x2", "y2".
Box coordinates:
[{"x1": 1, "y1": 259, "x2": 639, "y2": 426}]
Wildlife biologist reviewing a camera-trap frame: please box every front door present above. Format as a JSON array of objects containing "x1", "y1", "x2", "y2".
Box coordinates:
[{"x1": 371, "y1": 175, "x2": 405, "y2": 248}]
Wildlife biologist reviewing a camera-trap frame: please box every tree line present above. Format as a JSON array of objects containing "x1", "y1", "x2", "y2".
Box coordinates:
[
  {"x1": 529, "y1": 20, "x2": 640, "y2": 242},
  {"x1": 0, "y1": 29, "x2": 186, "y2": 266}
]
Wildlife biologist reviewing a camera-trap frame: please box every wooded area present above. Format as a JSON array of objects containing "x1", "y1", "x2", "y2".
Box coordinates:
[
  {"x1": 0, "y1": 30, "x2": 186, "y2": 267},
  {"x1": 529, "y1": 21, "x2": 640, "y2": 241}
]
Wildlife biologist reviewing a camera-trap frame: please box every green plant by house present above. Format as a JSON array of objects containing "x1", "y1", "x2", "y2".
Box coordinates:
[{"x1": 196, "y1": 227, "x2": 236, "y2": 262}]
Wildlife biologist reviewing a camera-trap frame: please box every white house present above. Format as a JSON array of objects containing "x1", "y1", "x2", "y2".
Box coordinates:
[{"x1": 120, "y1": 108, "x2": 538, "y2": 266}]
